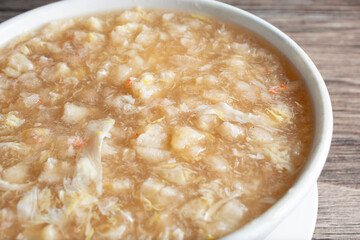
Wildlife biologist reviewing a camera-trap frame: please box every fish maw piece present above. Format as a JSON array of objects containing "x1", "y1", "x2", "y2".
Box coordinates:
[
  {"x1": 196, "y1": 103, "x2": 261, "y2": 124},
  {"x1": 72, "y1": 118, "x2": 115, "y2": 195}
]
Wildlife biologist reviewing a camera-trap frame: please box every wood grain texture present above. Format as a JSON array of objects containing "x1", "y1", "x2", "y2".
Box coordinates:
[{"x1": 0, "y1": 0, "x2": 359, "y2": 239}]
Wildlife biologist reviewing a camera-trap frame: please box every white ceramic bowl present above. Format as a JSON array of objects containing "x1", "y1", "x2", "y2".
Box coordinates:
[{"x1": 0, "y1": 0, "x2": 333, "y2": 239}]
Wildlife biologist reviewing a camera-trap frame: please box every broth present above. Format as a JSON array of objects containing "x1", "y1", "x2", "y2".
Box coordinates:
[{"x1": 0, "y1": 8, "x2": 314, "y2": 239}]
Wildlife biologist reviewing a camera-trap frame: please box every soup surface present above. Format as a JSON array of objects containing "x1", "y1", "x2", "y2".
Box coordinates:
[{"x1": 0, "y1": 7, "x2": 313, "y2": 240}]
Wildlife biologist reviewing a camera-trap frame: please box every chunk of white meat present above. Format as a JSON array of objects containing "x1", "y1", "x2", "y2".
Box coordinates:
[
  {"x1": 162, "y1": 104, "x2": 182, "y2": 119},
  {"x1": 247, "y1": 127, "x2": 273, "y2": 143},
  {"x1": 110, "y1": 23, "x2": 140, "y2": 46},
  {"x1": 40, "y1": 225, "x2": 59, "y2": 240},
  {"x1": 169, "y1": 55, "x2": 202, "y2": 69},
  {"x1": 38, "y1": 158, "x2": 72, "y2": 184},
  {"x1": 105, "y1": 178, "x2": 132, "y2": 195},
  {"x1": 85, "y1": 17, "x2": 103, "y2": 32},
  {"x1": 159, "y1": 31, "x2": 170, "y2": 41},
  {"x1": 0, "y1": 179, "x2": 31, "y2": 191},
  {"x1": 62, "y1": 103, "x2": 89, "y2": 125},
  {"x1": 135, "y1": 27, "x2": 159, "y2": 47},
  {"x1": 166, "y1": 24, "x2": 189, "y2": 38},
  {"x1": 128, "y1": 55, "x2": 146, "y2": 71},
  {"x1": 180, "y1": 37, "x2": 197, "y2": 52},
  {"x1": 135, "y1": 124, "x2": 171, "y2": 163},
  {"x1": 180, "y1": 96, "x2": 207, "y2": 110},
  {"x1": 195, "y1": 114, "x2": 219, "y2": 132},
  {"x1": 40, "y1": 19, "x2": 75, "y2": 41},
  {"x1": 19, "y1": 45, "x2": 31, "y2": 55},
  {"x1": 86, "y1": 32, "x2": 106, "y2": 47},
  {"x1": 20, "y1": 93, "x2": 41, "y2": 108},
  {"x1": 72, "y1": 118, "x2": 115, "y2": 195},
  {"x1": 136, "y1": 147, "x2": 171, "y2": 163},
  {"x1": 159, "y1": 70, "x2": 176, "y2": 86},
  {"x1": 181, "y1": 198, "x2": 209, "y2": 221},
  {"x1": 158, "y1": 227, "x2": 185, "y2": 240},
  {"x1": 162, "y1": 13, "x2": 174, "y2": 21},
  {"x1": 233, "y1": 81, "x2": 257, "y2": 100},
  {"x1": 140, "y1": 178, "x2": 184, "y2": 210},
  {"x1": 4, "y1": 53, "x2": 33, "y2": 78},
  {"x1": 181, "y1": 196, "x2": 246, "y2": 237},
  {"x1": 105, "y1": 94, "x2": 137, "y2": 115},
  {"x1": 216, "y1": 122, "x2": 245, "y2": 141},
  {"x1": 116, "y1": 10, "x2": 143, "y2": 23},
  {"x1": 205, "y1": 155, "x2": 230, "y2": 172},
  {"x1": 42, "y1": 62, "x2": 71, "y2": 82},
  {"x1": 224, "y1": 55, "x2": 247, "y2": 71},
  {"x1": 202, "y1": 90, "x2": 229, "y2": 103},
  {"x1": 17, "y1": 187, "x2": 38, "y2": 222},
  {"x1": 2, "y1": 163, "x2": 29, "y2": 184},
  {"x1": 131, "y1": 73, "x2": 162, "y2": 100},
  {"x1": 98, "y1": 226, "x2": 127, "y2": 240},
  {"x1": 263, "y1": 143, "x2": 292, "y2": 171},
  {"x1": 109, "y1": 64, "x2": 133, "y2": 85},
  {"x1": 231, "y1": 42, "x2": 251, "y2": 54},
  {"x1": 61, "y1": 76, "x2": 79, "y2": 86},
  {"x1": 48, "y1": 91, "x2": 62, "y2": 105},
  {"x1": 20, "y1": 223, "x2": 61, "y2": 240},
  {"x1": 0, "y1": 208, "x2": 15, "y2": 230},
  {"x1": 195, "y1": 75, "x2": 218, "y2": 86},
  {"x1": 136, "y1": 124, "x2": 168, "y2": 148},
  {"x1": 17, "y1": 72, "x2": 42, "y2": 89},
  {"x1": 204, "y1": 199, "x2": 247, "y2": 237},
  {"x1": 171, "y1": 127, "x2": 205, "y2": 157}
]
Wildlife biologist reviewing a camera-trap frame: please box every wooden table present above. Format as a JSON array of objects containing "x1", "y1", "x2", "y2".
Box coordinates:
[{"x1": 1, "y1": 0, "x2": 359, "y2": 239}]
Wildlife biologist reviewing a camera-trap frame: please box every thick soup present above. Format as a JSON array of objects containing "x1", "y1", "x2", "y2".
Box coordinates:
[{"x1": 0, "y1": 8, "x2": 314, "y2": 240}]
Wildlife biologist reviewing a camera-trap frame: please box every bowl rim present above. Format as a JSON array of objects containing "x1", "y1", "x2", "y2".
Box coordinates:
[{"x1": 0, "y1": 0, "x2": 333, "y2": 239}]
